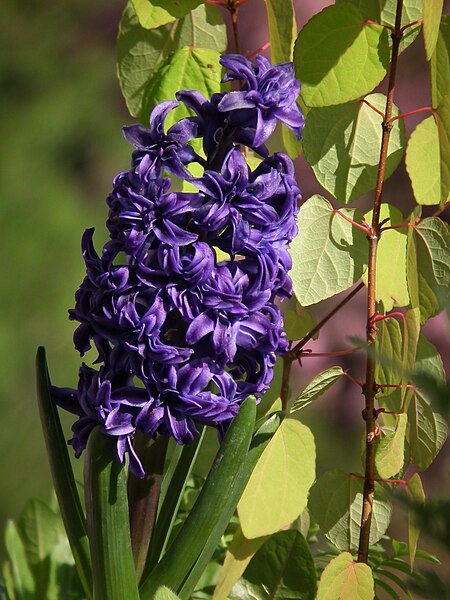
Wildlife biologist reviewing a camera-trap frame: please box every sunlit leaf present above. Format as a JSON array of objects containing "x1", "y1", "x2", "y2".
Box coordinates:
[
  {"x1": 291, "y1": 367, "x2": 344, "y2": 413},
  {"x1": 131, "y1": 0, "x2": 202, "y2": 29},
  {"x1": 308, "y1": 470, "x2": 392, "y2": 551},
  {"x1": 423, "y1": 0, "x2": 444, "y2": 60},
  {"x1": 337, "y1": 0, "x2": 422, "y2": 53},
  {"x1": 265, "y1": 0, "x2": 296, "y2": 63},
  {"x1": 294, "y1": 4, "x2": 390, "y2": 107},
  {"x1": 317, "y1": 552, "x2": 374, "y2": 600},
  {"x1": 303, "y1": 94, "x2": 404, "y2": 204},
  {"x1": 141, "y1": 46, "x2": 222, "y2": 126},
  {"x1": 431, "y1": 15, "x2": 450, "y2": 107},
  {"x1": 363, "y1": 204, "x2": 409, "y2": 311},
  {"x1": 375, "y1": 413, "x2": 407, "y2": 479},
  {"x1": 406, "y1": 116, "x2": 441, "y2": 205},
  {"x1": 213, "y1": 526, "x2": 267, "y2": 600},
  {"x1": 435, "y1": 96, "x2": 450, "y2": 204},
  {"x1": 117, "y1": 2, "x2": 226, "y2": 117},
  {"x1": 290, "y1": 195, "x2": 368, "y2": 306},
  {"x1": 238, "y1": 418, "x2": 315, "y2": 539}
]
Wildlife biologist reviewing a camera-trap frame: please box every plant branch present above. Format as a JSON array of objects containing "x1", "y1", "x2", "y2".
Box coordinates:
[
  {"x1": 357, "y1": 0, "x2": 404, "y2": 565},
  {"x1": 289, "y1": 282, "x2": 365, "y2": 358},
  {"x1": 281, "y1": 350, "x2": 294, "y2": 411}
]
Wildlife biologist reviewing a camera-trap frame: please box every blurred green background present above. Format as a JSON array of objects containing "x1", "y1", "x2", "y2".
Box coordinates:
[{"x1": 0, "y1": 0, "x2": 131, "y2": 558}]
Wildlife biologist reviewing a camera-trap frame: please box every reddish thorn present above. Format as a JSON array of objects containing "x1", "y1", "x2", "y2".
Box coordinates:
[{"x1": 374, "y1": 425, "x2": 381, "y2": 437}]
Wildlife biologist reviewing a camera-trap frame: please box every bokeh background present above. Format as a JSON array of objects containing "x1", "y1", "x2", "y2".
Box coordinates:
[{"x1": 1, "y1": 0, "x2": 449, "y2": 573}]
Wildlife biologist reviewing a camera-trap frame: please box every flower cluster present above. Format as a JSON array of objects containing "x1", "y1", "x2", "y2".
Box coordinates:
[{"x1": 52, "y1": 54, "x2": 303, "y2": 477}]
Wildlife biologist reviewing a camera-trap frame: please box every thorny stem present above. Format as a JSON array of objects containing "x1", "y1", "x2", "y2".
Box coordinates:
[{"x1": 357, "y1": 0, "x2": 404, "y2": 565}]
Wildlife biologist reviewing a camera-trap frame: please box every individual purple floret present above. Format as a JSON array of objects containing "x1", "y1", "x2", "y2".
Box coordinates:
[{"x1": 52, "y1": 53, "x2": 303, "y2": 476}]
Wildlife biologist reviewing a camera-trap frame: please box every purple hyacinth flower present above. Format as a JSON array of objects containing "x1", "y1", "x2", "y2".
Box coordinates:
[
  {"x1": 122, "y1": 100, "x2": 199, "y2": 178},
  {"x1": 218, "y1": 54, "x2": 304, "y2": 147}
]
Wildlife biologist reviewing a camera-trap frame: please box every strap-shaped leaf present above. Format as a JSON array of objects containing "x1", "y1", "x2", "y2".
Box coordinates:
[
  {"x1": 139, "y1": 396, "x2": 257, "y2": 599},
  {"x1": 146, "y1": 429, "x2": 205, "y2": 573},
  {"x1": 179, "y1": 411, "x2": 283, "y2": 599},
  {"x1": 423, "y1": 0, "x2": 444, "y2": 60},
  {"x1": 84, "y1": 427, "x2": 140, "y2": 600},
  {"x1": 36, "y1": 347, "x2": 92, "y2": 599}
]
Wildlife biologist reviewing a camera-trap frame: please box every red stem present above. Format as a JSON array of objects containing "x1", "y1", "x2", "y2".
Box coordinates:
[
  {"x1": 334, "y1": 210, "x2": 371, "y2": 234},
  {"x1": 361, "y1": 99, "x2": 385, "y2": 119},
  {"x1": 388, "y1": 106, "x2": 434, "y2": 123}
]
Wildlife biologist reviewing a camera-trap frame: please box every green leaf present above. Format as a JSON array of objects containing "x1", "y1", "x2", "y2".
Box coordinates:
[
  {"x1": 4, "y1": 520, "x2": 35, "y2": 600},
  {"x1": 406, "y1": 116, "x2": 442, "y2": 205},
  {"x1": 132, "y1": 0, "x2": 202, "y2": 29},
  {"x1": 238, "y1": 418, "x2": 315, "y2": 539},
  {"x1": 155, "y1": 586, "x2": 181, "y2": 600},
  {"x1": 363, "y1": 204, "x2": 409, "y2": 311},
  {"x1": 282, "y1": 125, "x2": 303, "y2": 159},
  {"x1": 282, "y1": 304, "x2": 317, "y2": 342},
  {"x1": 140, "y1": 397, "x2": 257, "y2": 599},
  {"x1": 265, "y1": 0, "x2": 296, "y2": 63},
  {"x1": 35, "y1": 347, "x2": 92, "y2": 599},
  {"x1": 416, "y1": 217, "x2": 450, "y2": 287},
  {"x1": 213, "y1": 526, "x2": 267, "y2": 600},
  {"x1": 147, "y1": 430, "x2": 205, "y2": 572},
  {"x1": 337, "y1": 0, "x2": 422, "y2": 53},
  {"x1": 406, "y1": 473, "x2": 425, "y2": 568},
  {"x1": 117, "y1": 2, "x2": 226, "y2": 117},
  {"x1": 142, "y1": 46, "x2": 222, "y2": 125},
  {"x1": 17, "y1": 500, "x2": 66, "y2": 599},
  {"x1": 308, "y1": 470, "x2": 392, "y2": 551},
  {"x1": 317, "y1": 552, "x2": 374, "y2": 600},
  {"x1": 294, "y1": 4, "x2": 390, "y2": 107},
  {"x1": 406, "y1": 215, "x2": 449, "y2": 323},
  {"x1": 303, "y1": 94, "x2": 404, "y2": 204},
  {"x1": 431, "y1": 15, "x2": 450, "y2": 107},
  {"x1": 291, "y1": 367, "x2": 344, "y2": 413},
  {"x1": 230, "y1": 530, "x2": 316, "y2": 600},
  {"x1": 407, "y1": 335, "x2": 448, "y2": 470},
  {"x1": 423, "y1": 0, "x2": 444, "y2": 60},
  {"x1": 375, "y1": 413, "x2": 408, "y2": 479},
  {"x1": 435, "y1": 96, "x2": 450, "y2": 203},
  {"x1": 84, "y1": 427, "x2": 140, "y2": 600},
  {"x1": 290, "y1": 195, "x2": 368, "y2": 306}
]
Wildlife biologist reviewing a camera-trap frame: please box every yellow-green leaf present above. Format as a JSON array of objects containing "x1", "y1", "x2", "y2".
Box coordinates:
[
  {"x1": 317, "y1": 552, "x2": 374, "y2": 600},
  {"x1": 238, "y1": 418, "x2": 315, "y2": 539},
  {"x1": 423, "y1": 0, "x2": 444, "y2": 60},
  {"x1": 132, "y1": 0, "x2": 202, "y2": 29},
  {"x1": 294, "y1": 4, "x2": 390, "y2": 107},
  {"x1": 375, "y1": 413, "x2": 408, "y2": 479},
  {"x1": 406, "y1": 473, "x2": 425, "y2": 569}
]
